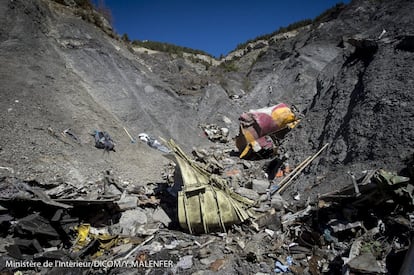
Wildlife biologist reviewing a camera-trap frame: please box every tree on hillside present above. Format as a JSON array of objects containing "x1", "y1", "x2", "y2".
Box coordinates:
[{"x1": 121, "y1": 33, "x2": 130, "y2": 43}]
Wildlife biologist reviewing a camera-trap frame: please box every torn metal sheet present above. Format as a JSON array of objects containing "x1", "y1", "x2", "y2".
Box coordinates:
[
  {"x1": 166, "y1": 139, "x2": 256, "y2": 234},
  {"x1": 281, "y1": 205, "x2": 312, "y2": 226},
  {"x1": 329, "y1": 221, "x2": 363, "y2": 233},
  {"x1": 54, "y1": 198, "x2": 116, "y2": 205},
  {"x1": 0, "y1": 179, "x2": 73, "y2": 209},
  {"x1": 320, "y1": 169, "x2": 413, "y2": 206},
  {"x1": 73, "y1": 223, "x2": 127, "y2": 258},
  {"x1": 15, "y1": 213, "x2": 60, "y2": 239}
]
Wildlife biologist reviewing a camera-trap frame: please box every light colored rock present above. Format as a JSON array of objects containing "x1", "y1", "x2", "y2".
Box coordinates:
[
  {"x1": 259, "y1": 194, "x2": 268, "y2": 202},
  {"x1": 235, "y1": 187, "x2": 260, "y2": 201},
  {"x1": 200, "y1": 256, "x2": 216, "y2": 265},
  {"x1": 222, "y1": 116, "x2": 232, "y2": 125},
  {"x1": 252, "y1": 179, "x2": 269, "y2": 194},
  {"x1": 152, "y1": 206, "x2": 172, "y2": 227},
  {"x1": 118, "y1": 208, "x2": 147, "y2": 235},
  {"x1": 270, "y1": 193, "x2": 286, "y2": 211},
  {"x1": 176, "y1": 255, "x2": 193, "y2": 270},
  {"x1": 116, "y1": 192, "x2": 138, "y2": 210}
]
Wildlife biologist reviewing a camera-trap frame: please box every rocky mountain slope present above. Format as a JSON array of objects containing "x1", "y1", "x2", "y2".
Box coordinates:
[
  {"x1": 1, "y1": 0, "x2": 414, "y2": 274},
  {"x1": 1, "y1": 0, "x2": 413, "y2": 200},
  {"x1": 233, "y1": 0, "x2": 414, "y2": 198}
]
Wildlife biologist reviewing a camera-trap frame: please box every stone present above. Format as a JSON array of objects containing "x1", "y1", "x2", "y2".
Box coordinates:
[
  {"x1": 255, "y1": 212, "x2": 281, "y2": 231},
  {"x1": 235, "y1": 187, "x2": 260, "y2": 201},
  {"x1": 176, "y1": 255, "x2": 193, "y2": 270},
  {"x1": 197, "y1": 247, "x2": 212, "y2": 258},
  {"x1": 347, "y1": 253, "x2": 384, "y2": 273},
  {"x1": 259, "y1": 194, "x2": 268, "y2": 202},
  {"x1": 270, "y1": 193, "x2": 286, "y2": 211},
  {"x1": 118, "y1": 208, "x2": 147, "y2": 235},
  {"x1": 116, "y1": 193, "x2": 138, "y2": 210},
  {"x1": 111, "y1": 243, "x2": 133, "y2": 255},
  {"x1": 222, "y1": 116, "x2": 232, "y2": 125},
  {"x1": 209, "y1": 258, "x2": 226, "y2": 271},
  {"x1": 152, "y1": 206, "x2": 172, "y2": 227},
  {"x1": 200, "y1": 257, "x2": 216, "y2": 265},
  {"x1": 252, "y1": 179, "x2": 270, "y2": 194}
]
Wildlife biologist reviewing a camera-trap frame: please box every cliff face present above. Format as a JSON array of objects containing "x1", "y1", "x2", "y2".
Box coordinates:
[
  {"x1": 238, "y1": 0, "x2": 414, "y2": 196},
  {"x1": 1, "y1": 0, "x2": 413, "y2": 196}
]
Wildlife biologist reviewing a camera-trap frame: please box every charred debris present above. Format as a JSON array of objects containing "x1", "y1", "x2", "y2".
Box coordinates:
[{"x1": 0, "y1": 104, "x2": 413, "y2": 275}]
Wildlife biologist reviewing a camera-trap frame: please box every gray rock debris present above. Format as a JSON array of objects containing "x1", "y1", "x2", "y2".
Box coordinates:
[
  {"x1": 270, "y1": 193, "x2": 286, "y2": 211},
  {"x1": 152, "y1": 206, "x2": 172, "y2": 227},
  {"x1": 175, "y1": 255, "x2": 193, "y2": 270},
  {"x1": 116, "y1": 192, "x2": 138, "y2": 211},
  {"x1": 118, "y1": 208, "x2": 147, "y2": 235},
  {"x1": 252, "y1": 179, "x2": 270, "y2": 194},
  {"x1": 235, "y1": 187, "x2": 260, "y2": 201}
]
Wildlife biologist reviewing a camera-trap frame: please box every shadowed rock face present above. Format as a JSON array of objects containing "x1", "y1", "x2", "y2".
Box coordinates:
[
  {"x1": 255, "y1": 0, "x2": 414, "y2": 199},
  {"x1": 1, "y1": 0, "x2": 413, "y2": 197}
]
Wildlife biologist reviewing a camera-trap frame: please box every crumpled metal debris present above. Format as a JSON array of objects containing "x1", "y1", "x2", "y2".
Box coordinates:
[
  {"x1": 73, "y1": 223, "x2": 136, "y2": 258},
  {"x1": 317, "y1": 168, "x2": 413, "y2": 274},
  {"x1": 235, "y1": 103, "x2": 298, "y2": 159},
  {"x1": 0, "y1": 133, "x2": 412, "y2": 275},
  {"x1": 138, "y1": 133, "x2": 170, "y2": 153},
  {"x1": 175, "y1": 255, "x2": 193, "y2": 270},
  {"x1": 0, "y1": 178, "x2": 73, "y2": 209},
  {"x1": 165, "y1": 139, "x2": 256, "y2": 234},
  {"x1": 192, "y1": 148, "x2": 225, "y2": 174},
  {"x1": 92, "y1": 130, "x2": 116, "y2": 152}
]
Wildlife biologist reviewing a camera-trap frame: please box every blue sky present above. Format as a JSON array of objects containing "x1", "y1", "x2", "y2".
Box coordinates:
[{"x1": 94, "y1": 0, "x2": 349, "y2": 57}]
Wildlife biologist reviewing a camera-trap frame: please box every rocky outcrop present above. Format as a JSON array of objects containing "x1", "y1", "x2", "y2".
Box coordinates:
[{"x1": 236, "y1": 0, "x2": 414, "y2": 199}]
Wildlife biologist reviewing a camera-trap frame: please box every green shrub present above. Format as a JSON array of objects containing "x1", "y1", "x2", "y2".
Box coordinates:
[
  {"x1": 235, "y1": 18, "x2": 312, "y2": 51},
  {"x1": 219, "y1": 61, "x2": 238, "y2": 72},
  {"x1": 74, "y1": 0, "x2": 93, "y2": 9},
  {"x1": 121, "y1": 33, "x2": 130, "y2": 42},
  {"x1": 313, "y1": 3, "x2": 346, "y2": 24}
]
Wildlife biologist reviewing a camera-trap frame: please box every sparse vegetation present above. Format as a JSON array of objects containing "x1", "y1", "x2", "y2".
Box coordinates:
[
  {"x1": 234, "y1": 2, "x2": 346, "y2": 52},
  {"x1": 188, "y1": 56, "x2": 212, "y2": 70},
  {"x1": 52, "y1": 0, "x2": 91, "y2": 9},
  {"x1": 313, "y1": 3, "x2": 346, "y2": 24},
  {"x1": 242, "y1": 77, "x2": 251, "y2": 92},
  {"x1": 121, "y1": 33, "x2": 130, "y2": 43},
  {"x1": 73, "y1": 0, "x2": 93, "y2": 9},
  {"x1": 131, "y1": 40, "x2": 213, "y2": 58},
  {"x1": 52, "y1": 0, "x2": 346, "y2": 60},
  {"x1": 94, "y1": 0, "x2": 113, "y2": 25},
  {"x1": 235, "y1": 18, "x2": 312, "y2": 51},
  {"x1": 52, "y1": 0, "x2": 115, "y2": 37},
  {"x1": 219, "y1": 60, "x2": 238, "y2": 72}
]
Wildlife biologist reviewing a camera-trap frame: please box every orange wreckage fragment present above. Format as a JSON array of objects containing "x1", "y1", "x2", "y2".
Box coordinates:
[{"x1": 235, "y1": 103, "x2": 298, "y2": 159}]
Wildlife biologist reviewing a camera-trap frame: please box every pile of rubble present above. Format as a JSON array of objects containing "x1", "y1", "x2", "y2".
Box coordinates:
[
  {"x1": 0, "y1": 103, "x2": 412, "y2": 274},
  {"x1": 0, "y1": 135, "x2": 413, "y2": 274}
]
